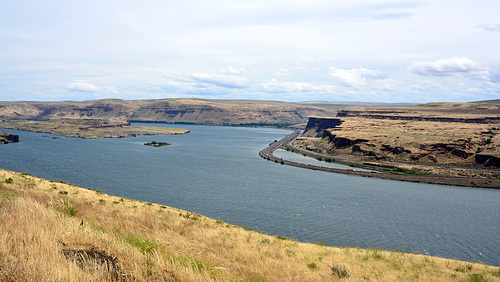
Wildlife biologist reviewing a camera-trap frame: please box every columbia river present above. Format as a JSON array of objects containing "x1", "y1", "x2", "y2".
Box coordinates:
[{"x1": 1, "y1": 124, "x2": 499, "y2": 265}]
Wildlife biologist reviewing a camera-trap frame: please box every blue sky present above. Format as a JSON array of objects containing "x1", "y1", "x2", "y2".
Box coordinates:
[{"x1": 1, "y1": 0, "x2": 499, "y2": 103}]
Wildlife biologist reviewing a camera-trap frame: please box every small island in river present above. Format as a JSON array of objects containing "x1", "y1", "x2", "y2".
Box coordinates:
[{"x1": 144, "y1": 141, "x2": 171, "y2": 147}]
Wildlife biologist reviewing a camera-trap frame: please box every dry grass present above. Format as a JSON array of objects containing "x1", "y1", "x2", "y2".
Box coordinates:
[
  {"x1": 0, "y1": 119, "x2": 189, "y2": 138},
  {"x1": 327, "y1": 117, "x2": 499, "y2": 154},
  {"x1": 1, "y1": 169, "x2": 499, "y2": 281}
]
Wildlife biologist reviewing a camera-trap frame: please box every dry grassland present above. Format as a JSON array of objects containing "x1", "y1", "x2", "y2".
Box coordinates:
[
  {"x1": 0, "y1": 119, "x2": 189, "y2": 138},
  {"x1": 1, "y1": 169, "x2": 499, "y2": 281},
  {"x1": 327, "y1": 117, "x2": 499, "y2": 158}
]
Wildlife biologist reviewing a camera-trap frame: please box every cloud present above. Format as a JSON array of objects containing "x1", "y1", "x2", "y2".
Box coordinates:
[
  {"x1": 273, "y1": 69, "x2": 293, "y2": 77},
  {"x1": 477, "y1": 24, "x2": 500, "y2": 32},
  {"x1": 66, "y1": 80, "x2": 101, "y2": 92},
  {"x1": 259, "y1": 79, "x2": 336, "y2": 94},
  {"x1": 190, "y1": 73, "x2": 249, "y2": 89},
  {"x1": 329, "y1": 67, "x2": 383, "y2": 87},
  {"x1": 409, "y1": 58, "x2": 480, "y2": 77},
  {"x1": 219, "y1": 67, "x2": 246, "y2": 75}
]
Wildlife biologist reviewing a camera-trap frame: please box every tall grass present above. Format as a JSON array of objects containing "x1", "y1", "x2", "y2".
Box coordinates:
[{"x1": 1, "y1": 169, "x2": 499, "y2": 281}]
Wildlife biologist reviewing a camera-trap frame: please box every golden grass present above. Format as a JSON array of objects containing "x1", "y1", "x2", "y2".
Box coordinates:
[
  {"x1": 1, "y1": 169, "x2": 499, "y2": 281},
  {"x1": 0, "y1": 119, "x2": 189, "y2": 138}
]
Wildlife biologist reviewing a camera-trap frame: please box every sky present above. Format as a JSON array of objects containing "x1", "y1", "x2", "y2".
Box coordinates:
[{"x1": 1, "y1": 0, "x2": 500, "y2": 103}]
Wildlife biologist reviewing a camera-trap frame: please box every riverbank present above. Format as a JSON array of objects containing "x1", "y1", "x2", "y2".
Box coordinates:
[
  {"x1": 1, "y1": 169, "x2": 498, "y2": 281},
  {"x1": 260, "y1": 131, "x2": 500, "y2": 188},
  {"x1": 0, "y1": 119, "x2": 189, "y2": 138}
]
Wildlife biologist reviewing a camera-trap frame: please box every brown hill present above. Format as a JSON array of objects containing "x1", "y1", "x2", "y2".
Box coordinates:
[
  {"x1": 0, "y1": 98, "x2": 338, "y2": 126},
  {"x1": 300, "y1": 102, "x2": 500, "y2": 178}
]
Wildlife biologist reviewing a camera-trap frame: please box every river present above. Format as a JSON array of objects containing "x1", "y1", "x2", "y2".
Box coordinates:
[{"x1": 1, "y1": 124, "x2": 499, "y2": 265}]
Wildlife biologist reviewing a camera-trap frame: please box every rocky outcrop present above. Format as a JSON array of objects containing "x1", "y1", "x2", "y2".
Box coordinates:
[
  {"x1": 380, "y1": 144, "x2": 411, "y2": 155},
  {"x1": 0, "y1": 131, "x2": 19, "y2": 143},
  {"x1": 323, "y1": 130, "x2": 368, "y2": 148},
  {"x1": 303, "y1": 117, "x2": 343, "y2": 137},
  {"x1": 475, "y1": 154, "x2": 500, "y2": 167},
  {"x1": 419, "y1": 143, "x2": 473, "y2": 159}
]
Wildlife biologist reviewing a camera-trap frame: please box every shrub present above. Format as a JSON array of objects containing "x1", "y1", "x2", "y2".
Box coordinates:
[
  {"x1": 331, "y1": 261, "x2": 350, "y2": 278},
  {"x1": 5, "y1": 178, "x2": 13, "y2": 184},
  {"x1": 307, "y1": 262, "x2": 317, "y2": 270},
  {"x1": 58, "y1": 200, "x2": 78, "y2": 217},
  {"x1": 124, "y1": 234, "x2": 156, "y2": 254}
]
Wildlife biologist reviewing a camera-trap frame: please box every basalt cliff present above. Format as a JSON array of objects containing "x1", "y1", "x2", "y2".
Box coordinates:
[{"x1": 302, "y1": 102, "x2": 500, "y2": 170}]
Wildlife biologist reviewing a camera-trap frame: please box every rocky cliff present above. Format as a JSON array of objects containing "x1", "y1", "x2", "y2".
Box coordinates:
[
  {"x1": 302, "y1": 102, "x2": 500, "y2": 167},
  {"x1": 303, "y1": 117, "x2": 343, "y2": 137}
]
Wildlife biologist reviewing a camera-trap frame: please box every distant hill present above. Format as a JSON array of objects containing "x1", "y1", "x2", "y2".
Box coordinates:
[
  {"x1": 0, "y1": 98, "x2": 339, "y2": 126},
  {"x1": 472, "y1": 99, "x2": 500, "y2": 105}
]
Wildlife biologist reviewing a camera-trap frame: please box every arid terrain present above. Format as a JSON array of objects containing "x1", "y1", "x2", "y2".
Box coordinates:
[
  {"x1": 0, "y1": 98, "x2": 338, "y2": 126},
  {"x1": 2, "y1": 169, "x2": 499, "y2": 281},
  {"x1": 298, "y1": 101, "x2": 500, "y2": 180},
  {"x1": 0, "y1": 119, "x2": 189, "y2": 139}
]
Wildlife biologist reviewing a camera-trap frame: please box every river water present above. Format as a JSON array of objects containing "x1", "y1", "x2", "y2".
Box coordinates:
[{"x1": 1, "y1": 124, "x2": 499, "y2": 265}]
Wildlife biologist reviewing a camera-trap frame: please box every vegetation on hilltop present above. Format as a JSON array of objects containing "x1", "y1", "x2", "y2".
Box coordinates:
[
  {"x1": 0, "y1": 119, "x2": 189, "y2": 138},
  {"x1": 1, "y1": 169, "x2": 499, "y2": 281}
]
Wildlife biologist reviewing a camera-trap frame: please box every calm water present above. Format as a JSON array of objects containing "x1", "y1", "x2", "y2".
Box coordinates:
[{"x1": 1, "y1": 124, "x2": 499, "y2": 265}]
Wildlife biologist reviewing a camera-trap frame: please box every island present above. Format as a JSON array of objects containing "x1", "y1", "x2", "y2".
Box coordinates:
[
  {"x1": 0, "y1": 131, "x2": 19, "y2": 144},
  {"x1": 144, "y1": 141, "x2": 171, "y2": 147}
]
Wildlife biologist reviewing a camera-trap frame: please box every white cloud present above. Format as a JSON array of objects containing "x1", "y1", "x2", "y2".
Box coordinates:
[
  {"x1": 329, "y1": 67, "x2": 383, "y2": 87},
  {"x1": 219, "y1": 67, "x2": 246, "y2": 75},
  {"x1": 409, "y1": 58, "x2": 479, "y2": 77},
  {"x1": 273, "y1": 69, "x2": 293, "y2": 77},
  {"x1": 260, "y1": 79, "x2": 336, "y2": 94},
  {"x1": 190, "y1": 73, "x2": 249, "y2": 89},
  {"x1": 477, "y1": 24, "x2": 500, "y2": 32},
  {"x1": 66, "y1": 80, "x2": 101, "y2": 92}
]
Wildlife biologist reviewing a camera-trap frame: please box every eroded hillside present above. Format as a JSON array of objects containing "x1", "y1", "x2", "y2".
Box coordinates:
[
  {"x1": 0, "y1": 98, "x2": 338, "y2": 126},
  {"x1": 299, "y1": 102, "x2": 500, "y2": 178}
]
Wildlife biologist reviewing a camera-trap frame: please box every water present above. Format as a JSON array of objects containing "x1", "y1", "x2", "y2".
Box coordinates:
[{"x1": 1, "y1": 124, "x2": 499, "y2": 265}]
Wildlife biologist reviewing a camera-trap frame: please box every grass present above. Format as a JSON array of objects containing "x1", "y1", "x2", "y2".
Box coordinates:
[
  {"x1": 1, "y1": 169, "x2": 499, "y2": 281},
  {"x1": 0, "y1": 118, "x2": 189, "y2": 139}
]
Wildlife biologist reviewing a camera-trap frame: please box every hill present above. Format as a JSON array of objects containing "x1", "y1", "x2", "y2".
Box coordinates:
[
  {"x1": 1, "y1": 169, "x2": 499, "y2": 281},
  {"x1": 299, "y1": 102, "x2": 500, "y2": 180},
  {"x1": 0, "y1": 98, "x2": 338, "y2": 126}
]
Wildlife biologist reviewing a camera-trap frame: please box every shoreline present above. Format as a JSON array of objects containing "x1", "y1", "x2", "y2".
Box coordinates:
[
  {"x1": 260, "y1": 131, "x2": 500, "y2": 189},
  {"x1": 0, "y1": 119, "x2": 190, "y2": 139}
]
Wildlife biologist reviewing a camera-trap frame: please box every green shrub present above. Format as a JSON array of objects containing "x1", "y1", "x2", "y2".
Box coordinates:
[
  {"x1": 58, "y1": 200, "x2": 78, "y2": 217},
  {"x1": 307, "y1": 262, "x2": 317, "y2": 270},
  {"x1": 125, "y1": 234, "x2": 156, "y2": 254}
]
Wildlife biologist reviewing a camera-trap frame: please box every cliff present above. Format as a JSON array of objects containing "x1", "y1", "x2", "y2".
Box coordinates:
[
  {"x1": 301, "y1": 102, "x2": 500, "y2": 170},
  {"x1": 0, "y1": 99, "x2": 338, "y2": 126},
  {"x1": 303, "y1": 116, "x2": 343, "y2": 137}
]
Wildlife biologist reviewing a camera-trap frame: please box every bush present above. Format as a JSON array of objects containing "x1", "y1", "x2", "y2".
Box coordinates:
[{"x1": 331, "y1": 261, "x2": 350, "y2": 278}]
